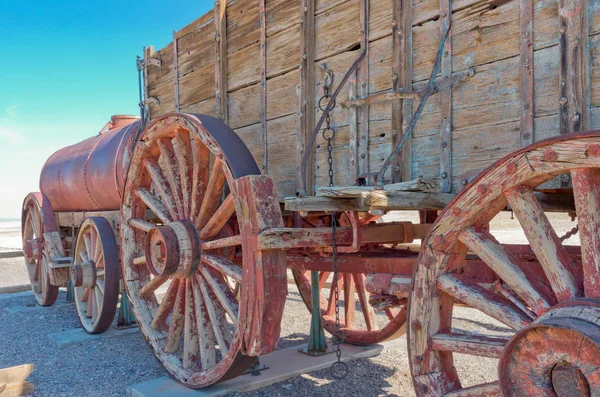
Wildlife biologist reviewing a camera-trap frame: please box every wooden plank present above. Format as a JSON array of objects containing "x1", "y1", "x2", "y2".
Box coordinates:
[
  {"x1": 0, "y1": 251, "x2": 23, "y2": 259},
  {"x1": 316, "y1": 178, "x2": 439, "y2": 198},
  {"x1": 519, "y1": 0, "x2": 534, "y2": 146},
  {"x1": 393, "y1": 0, "x2": 413, "y2": 183},
  {"x1": 439, "y1": 0, "x2": 452, "y2": 193},
  {"x1": 173, "y1": 30, "x2": 180, "y2": 112},
  {"x1": 357, "y1": 0, "x2": 370, "y2": 177},
  {"x1": 431, "y1": 332, "x2": 509, "y2": 359},
  {"x1": 215, "y1": 0, "x2": 228, "y2": 123},
  {"x1": 0, "y1": 364, "x2": 34, "y2": 396},
  {"x1": 260, "y1": 0, "x2": 268, "y2": 173},
  {"x1": 297, "y1": 0, "x2": 316, "y2": 195},
  {"x1": 559, "y1": 0, "x2": 590, "y2": 135},
  {"x1": 0, "y1": 381, "x2": 34, "y2": 397}
]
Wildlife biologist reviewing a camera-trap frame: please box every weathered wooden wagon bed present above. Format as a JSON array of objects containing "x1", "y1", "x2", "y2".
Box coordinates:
[{"x1": 21, "y1": 0, "x2": 600, "y2": 395}]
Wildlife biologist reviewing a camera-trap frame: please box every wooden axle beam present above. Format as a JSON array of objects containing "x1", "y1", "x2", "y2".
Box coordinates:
[{"x1": 258, "y1": 222, "x2": 431, "y2": 250}]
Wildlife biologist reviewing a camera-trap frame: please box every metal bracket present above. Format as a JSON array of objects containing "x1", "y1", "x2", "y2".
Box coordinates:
[
  {"x1": 141, "y1": 97, "x2": 160, "y2": 106},
  {"x1": 137, "y1": 57, "x2": 162, "y2": 71}
]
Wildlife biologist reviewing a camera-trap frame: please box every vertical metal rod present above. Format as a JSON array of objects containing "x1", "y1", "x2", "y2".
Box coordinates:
[
  {"x1": 173, "y1": 30, "x2": 180, "y2": 112},
  {"x1": 308, "y1": 270, "x2": 327, "y2": 352}
]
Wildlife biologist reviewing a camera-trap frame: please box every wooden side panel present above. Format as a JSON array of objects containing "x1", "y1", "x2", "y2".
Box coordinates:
[{"x1": 143, "y1": 0, "x2": 599, "y2": 199}]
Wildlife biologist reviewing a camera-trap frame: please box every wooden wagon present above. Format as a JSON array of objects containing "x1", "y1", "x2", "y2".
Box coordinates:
[{"x1": 21, "y1": 0, "x2": 600, "y2": 394}]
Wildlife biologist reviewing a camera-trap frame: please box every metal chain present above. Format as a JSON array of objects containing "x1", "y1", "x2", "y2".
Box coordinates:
[
  {"x1": 320, "y1": 71, "x2": 348, "y2": 380},
  {"x1": 560, "y1": 224, "x2": 579, "y2": 242}
]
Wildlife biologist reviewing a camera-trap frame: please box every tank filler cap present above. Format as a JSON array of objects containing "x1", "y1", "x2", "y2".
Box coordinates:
[{"x1": 99, "y1": 115, "x2": 140, "y2": 135}]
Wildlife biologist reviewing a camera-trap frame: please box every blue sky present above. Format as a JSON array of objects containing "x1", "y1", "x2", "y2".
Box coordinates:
[{"x1": 0, "y1": 1, "x2": 213, "y2": 218}]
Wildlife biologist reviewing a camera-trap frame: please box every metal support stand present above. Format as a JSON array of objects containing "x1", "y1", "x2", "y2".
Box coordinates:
[
  {"x1": 117, "y1": 280, "x2": 136, "y2": 328},
  {"x1": 66, "y1": 278, "x2": 74, "y2": 302},
  {"x1": 242, "y1": 358, "x2": 269, "y2": 376},
  {"x1": 299, "y1": 270, "x2": 334, "y2": 356}
]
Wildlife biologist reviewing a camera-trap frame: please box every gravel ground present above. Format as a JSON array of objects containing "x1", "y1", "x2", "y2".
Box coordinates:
[{"x1": 0, "y1": 211, "x2": 580, "y2": 396}]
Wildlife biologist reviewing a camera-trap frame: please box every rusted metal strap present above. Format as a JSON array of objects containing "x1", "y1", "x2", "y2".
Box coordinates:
[
  {"x1": 376, "y1": 26, "x2": 450, "y2": 189},
  {"x1": 519, "y1": 0, "x2": 534, "y2": 146},
  {"x1": 439, "y1": 0, "x2": 452, "y2": 193},
  {"x1": 299, "y1": 0, "x2": 369, "y2": 197},
  {"x1": 392, "y1": 0, "x2": 413, "y2": 183},
  {"x1": 559, "y1": 0, "x2": 589, "y2": 135},
  {"x1": 260, "y1": 0, "x2": 268, "y2": 174},
  {"x1": 297, "y1": 0, "x2": 316, "y2": 196},
  {"x1": 173, "y1": 30, "x2": 180, "y2": 112},
  {"x1": 214, "y1": 0, "x2": 228, "y2": 123}
]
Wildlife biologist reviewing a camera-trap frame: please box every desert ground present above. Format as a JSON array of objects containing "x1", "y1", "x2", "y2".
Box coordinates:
[{"x1": 0, "y1": 211, "x2": 581, "y2": 396}]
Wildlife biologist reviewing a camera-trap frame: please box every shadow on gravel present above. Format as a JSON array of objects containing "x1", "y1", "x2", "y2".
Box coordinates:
[
  {"x1": 237, "y1": 358, "x2": 402, "y2": 397},
  {"x1": 453, "y1": 317, "x2": 512, "y2": 333}
]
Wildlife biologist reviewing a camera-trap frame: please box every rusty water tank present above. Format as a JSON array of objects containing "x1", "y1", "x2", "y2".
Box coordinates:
[{"x1": 40, "y1": 115, "x2": 141, "y2": 212}]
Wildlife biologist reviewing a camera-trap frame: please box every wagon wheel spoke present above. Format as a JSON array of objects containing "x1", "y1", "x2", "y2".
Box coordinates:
[
  {"x1": 81, "y1": 288, "x2": 90, "y2": 303},
  {"x1": 200, "y1": 267, "x2": 239, "y2": 321},
  {"x1": 83, "y1": 233, "x2": 92, "y2": 259},
  {"x1": 458, "y1": 227, "x2": 553, "y2": 315},
  {"x1": 173, "y1": 131, "x2": 193, "y2": 219},
  {"x1": 319, "y1": 272, "x2": 330, "y2": 289},
  {"x1": 202, "y1": 253, "x2": 242, "y2": 283},
  {"x1": 198, "y1": 275, "x2": 233, "y2": 355},
  {"x1": 200, "y1": 195, "x2": 235, "y2": 240},
  {"x1": 139, "y1": 275, "x2": 169, "y2": 298},
  {"x1": 326, "y1": 275, "x2": 343, "y2": 317},
  {"x1": 86, "y1": 290, "x2": 93, "y2": 318},
  {"x1": 151, "y1": 278, "x2": 180, "y2": 329},
  {"x1": 438, "y1": 273, "x2": 531, "y2": 330},
  {"x1": 136, "y1": 187, "x2": 173, "y2": 225},
  {"x1": 571, "y1": 168, "x2": 600, "y2": 298},
  {"x1": 191, "y1": 137, "x2": 210, "y2": 223},
  {"x1": 343, "y1": 273, "x2": 355, "y2": 329},
  {"x1": 183, "y1": 279, "x2": 199, "y2": 368},
  {"x1": 165, "y1": 280, "x2": 186, "y2": 353},
  {"x1": 96, "y1": 251, "x2": 105, "y2": 269},
  {"x1": 144, "y1": 158, "x2": 179, "y2": 221},
  {"x1": 196, "y1": 158, "x2": 226, "y2": 230},
  {"x1": 202, "y1": 235, "x2": 242, "y2": 251},
  {"x1": 430, "y1": 332, "x2": 510, "y2": 359},
  {"x1": 191, "y1": 277, "x2": 217, "y2": 370},
  {"x1": 158, "y1": 138, "x2": 185, "y2": 218},
  {"x1": 505, "y1": 185, "x2": 581, "y2": 302},
  {"x1": 94, "y1": 287, "x2": 103, "y2": 320},
  {"x1": 353, "y1": 273, "x2": 378, "y2": 331}
]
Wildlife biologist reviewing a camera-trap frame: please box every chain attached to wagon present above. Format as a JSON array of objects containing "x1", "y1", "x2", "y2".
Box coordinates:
[{"x1": 319, "y1": 70, "x2": 349, "y2": 380}]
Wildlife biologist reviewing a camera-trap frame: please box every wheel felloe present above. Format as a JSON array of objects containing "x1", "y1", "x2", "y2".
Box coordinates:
[{"x1": 73, "y1": 217, "x2": 120, "y2": 334}]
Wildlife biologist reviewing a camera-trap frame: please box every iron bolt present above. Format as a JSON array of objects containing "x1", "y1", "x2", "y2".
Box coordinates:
[
  {"x1": 588, "y1": 144, "x2": 600, "y2": 157},
  {"x1": 544, "y1": 150, "x2": 558, "y2": 162},
  {"x1": 572, "y1": 113, "x2": 581, "y2": 122},
  {"x1": 441, "y1": 172, "x2": 448, "y2": 179},
  {"x1": 477, "y1": 185, "x2": 487, "y2": 194},
  {"x1": 304, "y1": 6, "x2": 308, "y2": 13},
  {"x1": 392, "y1": 129, "x2": 397, "y2": 135},
  {"x1": 395, "y1": 165, "x2": 401, "y2": 172},
  {"x1": 561, "y1": 174, "x2": 571, "y2": 183},
  {"x1": 361, "y1": 153, "x2": 366, "y2": 159},
  {"x1": 452, "y1": 207, "x2": 462, "y2": 216},
  {"x1": 442, "y1": 141, "x2": 448, "y2": 148},
  {"x1": 461, "y1": 179, "x2": 468, "y2": 186},
  {"x1": 559, "y1": 26, "x2": 566, "y2": 34},
  {"x1": 506, "y1": 163, "x2": 518, "y2": 175},
  {"x1": 440, "y1": 12, "x2": 446, "y2": 17},
  {"x1": 572, "y1": 38, "x2": 580, "y2": 46},
  {"x1": 560, "y1": 97, "x2": 568, "y2": 106}
]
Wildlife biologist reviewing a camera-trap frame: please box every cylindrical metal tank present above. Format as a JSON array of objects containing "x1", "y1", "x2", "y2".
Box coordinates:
[{"x1": 40, "y1": 115, "x2": 141, "y2": 212}]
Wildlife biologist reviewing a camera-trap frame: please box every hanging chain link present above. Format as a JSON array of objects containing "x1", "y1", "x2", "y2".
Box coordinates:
[
  {"x1": 320, "y1": 70, "x2": 348, "y2": 380},
  {"x1": 560, "y1": 224, "x2": 579, "y2": 242}
]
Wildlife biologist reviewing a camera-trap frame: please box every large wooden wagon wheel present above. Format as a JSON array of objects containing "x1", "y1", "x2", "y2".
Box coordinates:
[
  {"x1": 293, "y1": 213, "x2": 407, "y2": 345},
  {"x1": 21, "y1": 193, "x2": 59, "y2": 306},
  {"x1": 72, "y1": 217, "x2": 120, "y2": 333},
  {"x1": 409, "y1": 132, "x2": 600, "y2": 396},
  {"x1": 121, "y1": 113, "x2": 285, "y2": 388}
]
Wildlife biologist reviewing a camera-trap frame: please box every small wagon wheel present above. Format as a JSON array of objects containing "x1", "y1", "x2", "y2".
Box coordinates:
[
  {"x1": 292, "y1": 214, "x2": 407, "y2": 345},
  {"x1": 120, "y1": 113, "x2": 285, "y2": 388},
  {"x1": 21, "y1": 193, "x2": 59, "y2": 306},
  {"x1": 408, "y1": 133, "x2": 600, "y2": 396},
  {"x1": 72, "y1": 217, "x2": 120, "y2": 334}
]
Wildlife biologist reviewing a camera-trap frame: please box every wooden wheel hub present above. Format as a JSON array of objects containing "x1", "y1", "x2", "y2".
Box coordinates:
[
  {"x1": 24, "y1": 238, "x2": 42, "y2": 261},
  {"x1": 499, "y1": 302, "x2": 600, "y2": 396},
  {"x1": 71, "y1": 261, "x2": 96, "y2": 288},
  {"x1": 145, "y1": 220, "x2": 200, "y2": 279}
]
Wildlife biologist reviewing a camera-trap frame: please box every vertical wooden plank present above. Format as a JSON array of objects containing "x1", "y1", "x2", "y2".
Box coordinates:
[
  {"x1": 173, "y1": 30, "x2": 180, "y2": 112},
  {"x1": 519, "y1": 0, "x2": 534, "y2": 146},
  {"x1": 143, "y1": 46, "x2": 155, "y2": 120},
  {"x1": 260, "y1": 0, "x2": 268, "y2": 174},
  {"x1": 559, "y1": 0, "x2": 589, "y2": 135},
  {"x1": 214, "y1": 0, "x2": 228, "y2": 124},
  {"x1": 297, "y1": 0, "x2": 316, "y2": 195},
  {"x1": 439, "y1": 1, "x2": 452, "y2": 193},
  {"x1": 357, "y1": 0, "x2": 370, "y2": 178},
  {"x1": 392, "y1": 0, "x2": 413, "y2": 183}
]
